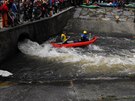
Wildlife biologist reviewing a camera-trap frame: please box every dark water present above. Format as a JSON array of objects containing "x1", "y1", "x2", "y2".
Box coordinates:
[{"x1": 1, "y1": 35, "x2": 135, "y2": 82}]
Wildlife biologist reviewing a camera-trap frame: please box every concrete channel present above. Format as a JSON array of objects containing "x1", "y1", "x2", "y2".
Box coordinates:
[{"x1": 0, "y1": 7, "x2": 135, "y2": 101}]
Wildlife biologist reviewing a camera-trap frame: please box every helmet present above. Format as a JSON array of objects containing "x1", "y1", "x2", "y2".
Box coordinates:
[{"x1": 83, "y1": 31, "x2": 87, "y2": 34}]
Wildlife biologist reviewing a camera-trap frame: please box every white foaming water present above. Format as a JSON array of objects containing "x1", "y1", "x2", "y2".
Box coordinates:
[
  {"x1": 0, "y1": 70, "x2": 13, "y2": 77},
  {"x1": 18, "y1": 39, "x2": 61, "y2": 57},
  {"x1": 88, "y1": 45, "x2": 104, "y2": 51},
  {"x1": 18, "y1": 39, "x2": 135, "y2": 68}
]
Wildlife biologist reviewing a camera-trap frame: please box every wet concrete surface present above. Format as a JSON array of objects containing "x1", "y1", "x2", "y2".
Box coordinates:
[{"x1": 1, "y1": 80, "x2": 135, "y2": 101}]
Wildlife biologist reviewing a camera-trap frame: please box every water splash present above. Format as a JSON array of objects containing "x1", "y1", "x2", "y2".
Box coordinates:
[
  {"x1": 0, "y1": 70, "x2": 13, "y2": 77},
  {"x1": 18, "y1": 39, "x2": 135, "y2": 72}
]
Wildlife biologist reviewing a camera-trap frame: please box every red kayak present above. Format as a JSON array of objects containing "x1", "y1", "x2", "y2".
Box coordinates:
[{"x1": 51, "y1": 36, "x2": 98, "y2": 48}]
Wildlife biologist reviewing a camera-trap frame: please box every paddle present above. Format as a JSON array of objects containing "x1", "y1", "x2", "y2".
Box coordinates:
[
  {"x1": 62, "y1": 36, "x2": 70, "y2": 44},
  {"x1": 88, "y1": 33, "x2": 92, "y2": 40}
]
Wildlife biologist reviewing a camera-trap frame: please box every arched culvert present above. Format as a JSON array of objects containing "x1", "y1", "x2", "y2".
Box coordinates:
[
  {"x1": 17, "y1": 33, "x2": 31, "y2": 53},
  {"x1": 18, "y1": 33, "x2": 30, "y2": 42}
]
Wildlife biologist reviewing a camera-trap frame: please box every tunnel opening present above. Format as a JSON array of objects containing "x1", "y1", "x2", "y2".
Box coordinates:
[
  {"x1": 18, "y1": 33, "x2": 30, "y2": 42},
  {"x1": 17, "y1": 33, "x2": 31, "y2": 53}
]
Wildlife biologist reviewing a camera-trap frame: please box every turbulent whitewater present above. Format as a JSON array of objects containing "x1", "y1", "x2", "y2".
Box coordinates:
[{"x1": 18, "y1": 37, "x2": 135, "y2": 75}]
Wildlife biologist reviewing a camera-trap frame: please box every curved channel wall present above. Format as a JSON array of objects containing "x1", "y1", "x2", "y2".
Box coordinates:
[
  {"x1": 64, "y1": 7, "x2": 135, "y2": 38},
  {"x1": 0, "y1": 7, "x2": 74, "y2": 64},
  {"x1": 65, "y1": 19, "x2": 135, "y2": 38}
]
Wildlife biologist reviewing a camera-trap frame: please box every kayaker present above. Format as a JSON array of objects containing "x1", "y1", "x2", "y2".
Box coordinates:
[
  {"x1": 61, "y1": 32, "x2": 69, "y2": 44},
  {"x1": 81, "y1": 30, "x2": 89, "y2": 42}
]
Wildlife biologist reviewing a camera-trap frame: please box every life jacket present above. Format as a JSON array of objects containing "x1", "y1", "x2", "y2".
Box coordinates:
[
  {"x1": 61, "y1": 34, "x2": 67, "y2": 42},
  {"x1": 81, "y1": 33, "x2": 89, "y2": 41}
]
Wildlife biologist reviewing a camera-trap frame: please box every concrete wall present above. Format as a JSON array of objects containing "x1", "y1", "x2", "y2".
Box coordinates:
[
  {"x1": 64, "y1": 7, "x2": 135, "y2": 38},
  {"x1": 0, "y1": 7, "x2": 74, "y2": 63},
  {"x1": 64, "y1": 19, "x2": 135, "y2": 38}
]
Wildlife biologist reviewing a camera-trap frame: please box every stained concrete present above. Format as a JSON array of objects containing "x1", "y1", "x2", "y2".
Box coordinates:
[
  {"x1": 64, "y1": 7, "x2": 135, "y2": 38},
  {"x1": 1, "y1": 80, "x2": 135, "y2": 101}
]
